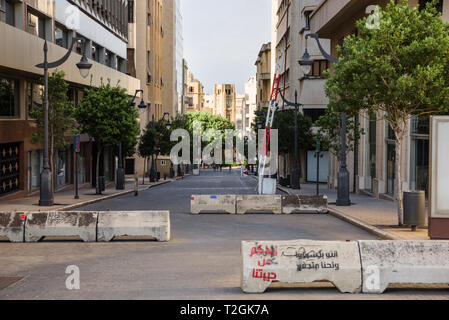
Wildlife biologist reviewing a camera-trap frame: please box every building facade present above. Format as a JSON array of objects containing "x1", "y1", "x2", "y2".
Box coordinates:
[
  {"x1": 0, "y1": 0, "x2": 140, "y2": 198},
  {"x1": 185, "y1": 69, "x2": 204, "y2": 113},
  {"x1": 309, "y1": 0, "x2": 444, "y2": 198},
  {"x1": 255, "y1": 42, "x2": 271, "y2": 110},
  {"x1": 271, "y1": 0, "x2": 330, "y2": 182},
  {"x1": 243, "y1": 75, "x2": 257, "y2": 132},
  {"x1": 214, "y1": 84, "x2": 236, "y2": 124}
]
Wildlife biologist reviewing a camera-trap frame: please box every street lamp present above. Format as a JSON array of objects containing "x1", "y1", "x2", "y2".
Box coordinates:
[
  {"x1": 117, "y1": 89, "x2": 147, "y2": 189},
  {"x1": 35, "y1": 37, "x2": 92, "y2": 206},
  {"x1": 299, "y1": 33, "x2": 350, "y2": 206},
  {"x1": 277, "y1": 89, "x2": 302, "y2": 190}
]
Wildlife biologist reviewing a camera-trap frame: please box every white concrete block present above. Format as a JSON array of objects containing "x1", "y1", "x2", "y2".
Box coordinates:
[
  {"x1": 282, "y1": 195, "x2": 328, "y2": 214},
  {"x1": 97, "y1": 211, "x2": 170, "y2": 242},
  {"x1": 236, "y1": 195, "x2": 282, "y2": 214},
  {"x1": 359, "y1": 240, "x2": 449, "y2": 293},
  {"x1": 190, "y1": 195, "x2": 236, "y2": 214},
  {"x1": 241, "y1": 240, "x2": 362, "y2": 293},
  {"x1": 25, "y1": 212, "x2": 98, "y2": 242},
  {"x1": 0, "y1": 212, "x2": 27, "y2": 242}
]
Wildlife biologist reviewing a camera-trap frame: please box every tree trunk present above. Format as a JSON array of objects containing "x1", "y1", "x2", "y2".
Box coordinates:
[
  {"x1": 142, "y1": 157, "x2": 146, "y2": 185},
  {"x1": 394, "y1": 120, "x2": 408, "y2": 226},
  {"x1": 96, "y1": 143, "x2": 102, "y2": 195}
]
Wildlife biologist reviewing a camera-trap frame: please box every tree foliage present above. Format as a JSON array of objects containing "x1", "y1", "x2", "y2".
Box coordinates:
[
  {"x1": 315, "y1": 104, "x2": 365, "y2": 157},
  {"x1": 75, "y1": 83, "x2": 139, "y2": 193},
  {"x1": 252, "y1": 109, "x2": 314, "y2": 155},
  {"x1": 170, "y1": 111, "x2": 235, "y2": 162},
  {"x1": 325, "y1": 0, "x2": 449, "y2": 224},
  {"x1": 30, "y1": 70, "x2": 74, "y2": 193}
]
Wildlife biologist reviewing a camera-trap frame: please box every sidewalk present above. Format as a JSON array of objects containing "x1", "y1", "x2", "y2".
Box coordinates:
[
  {"x1": 0, "y1": 175, "x2": 184, "y2": 212},
  {"x1": 278, "y1": 182, "x2": 430, "y2": 240}
]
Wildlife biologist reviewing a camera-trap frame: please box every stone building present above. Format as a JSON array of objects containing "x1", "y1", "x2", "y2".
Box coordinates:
[
  {"x1": 255, "y1": 42, "x2": 271, "y2": 110},
  {"x1": 309, "y1": 0, "x2": 444, "y2": 198},
  {"x1": 185, "y1": 69, "x2": 204, "y2": 113},
  {"x1": 214, "y1": 84, "x2": 236, "y2": 124},
  {"x1": 0, "y1": 0, "x2": 139, "y2": 199},
  {"x1": 271, "y1": 0, "x2": 330, "y2": 183}
]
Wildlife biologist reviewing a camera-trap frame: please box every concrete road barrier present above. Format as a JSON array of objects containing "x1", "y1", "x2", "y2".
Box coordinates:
[
  {"x1": 0, "y1": 212, "x2": 27, "y2": 242},
  {"x1": 190, "y1": 195, "x2": 236, "y2": 214},
  {"x1": 97, "y1": 211, "x2": 170, "y2": 242},
  {"x1": 241, "y1": 240, "x2": 362, "y2": 293},
  {"x1": 25, "y1": 211, "x2": 97, "y2": 242},
  {"x1": 359, "y1": 240, "x2": 449, "y2": 293},
  {"x1": 236, "y1": 195, "x2": 282, "y2": 214},
  {"x1": 282, "y1": 195, "x2": 328, "y2": 214}
]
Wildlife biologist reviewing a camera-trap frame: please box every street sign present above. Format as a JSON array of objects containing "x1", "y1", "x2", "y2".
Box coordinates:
[{"x1": 74, "y1": 135, "x2": 81, "y2": 153}]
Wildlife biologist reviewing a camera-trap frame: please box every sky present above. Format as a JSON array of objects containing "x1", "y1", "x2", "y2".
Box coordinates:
[{"x1": 181, "y1": 0, "x2": 271, "y2": 94}]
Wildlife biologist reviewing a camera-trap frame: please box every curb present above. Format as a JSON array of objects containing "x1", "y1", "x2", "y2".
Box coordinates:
[
  {"x1": 327, "y1": 207, "x2": 398, "y2": 240},
  {"x1": 266, "y1": 180, "x2": 398, "y2": 240},
  {"x1": 60, "y1": 179, "x2": 173, "y2": 211}
]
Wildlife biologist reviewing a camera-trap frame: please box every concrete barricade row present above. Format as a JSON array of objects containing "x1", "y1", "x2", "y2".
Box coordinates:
[
  {"x1": 0, "y1": 212, "x2": 27, "y2": 242},
  {"x1": 190, "y1": 195, "x2": 236, "y2": 214},
  {"x1": 359, "y1": 240, "x2": 449, "y2": 293},
  {"x1": 190, "y1": 194, "x2": 328, "y2": 214},
  {"x1": 0, "y1": 211, "x2": 170, "y2": 243},
  {"x1": 25, "y1": 211, "x2": 98, "y2": 242},
  {"x1": 281, "y1": 195, "x2": 328, "y2": 214},
  {"x1": 241, "y1": 239, "x2": 449, "y2": 294},
  {"x1": 97, "y1": 211, "x2": 170, "y2": 242},
  {"x1": 236, "y1": 195, "x2": 282, "y2": 214},
  {"x1": 241, "y1": 240, "x2": 362, "y2": 294}
]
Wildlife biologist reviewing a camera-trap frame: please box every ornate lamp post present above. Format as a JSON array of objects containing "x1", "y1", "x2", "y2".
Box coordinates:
[
  {"x1": 277, "y1": 89, "x2": 302, "y2": 190},
  {"x1": 36, "y1": 37, "x2": 92, "y2": 206},
  {"x1": 299, "y1": 33, "x2": 351, "y2": 206},
  {"x1": 117, "y1": 89, "x2": 147, "y2": 189}
]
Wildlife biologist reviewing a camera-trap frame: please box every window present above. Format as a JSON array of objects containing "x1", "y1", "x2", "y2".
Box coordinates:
[
  {"x1": 306, "y1": 60, "x2": 329, "y2": 78},
  {"x1": 128, "y1": 0, "x2": 134, "y2": 23},
  {"x1": 303, "y1": 109, "x2": 325, "y2": 123},
  {"x1": 27, "y1": 9, "x2": 46, "y2": 40},
  {"x1": 1, "y1": 0, "x2": 15, "y2": 27},
  {"x1": 0, "y1": 77, "x2": 19, "y2": 117},
  {"x1": 304, "y1": 10, "x2": 312, "y2": 30},
  {"x1": 55, "y1": 24, "x2": 68, "y2": 49},
  {"x1": 27, "y1": 82, "x2": 43, "y2": 116},
  {"x1": 147, "y1": 13, "x2": 151, "y2": 25},
  {"x1": 105, "y1": 50, "x2": 111, "y2": 67}
]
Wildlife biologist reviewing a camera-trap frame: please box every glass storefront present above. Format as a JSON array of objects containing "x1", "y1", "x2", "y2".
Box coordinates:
[
  {"x1": 55, "y1": 149, "x2": 70, "y2": 189},
  {"x1": 386, "y1": 125, "x2": 396, "y2": 196},
  {"x1": 364, "y1": 114, "x2": 377, "y2": 192},
  {"x1": 410, "y1": 117, "x2": 429, "y2": 196},
  {"x1": 28, "y1": 150, "x2": 43, "y2": 191},
  {"x1": 76, "y1": 144, "x2": 87, "y2": 184}
]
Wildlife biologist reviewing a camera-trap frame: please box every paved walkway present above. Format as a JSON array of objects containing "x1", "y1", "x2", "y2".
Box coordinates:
[
  {"x1": 279, "y1": 182, "x2": 429, "y2": 240},
  {"x1": 0, "y1": 176, "x2": 182, "y2": 212}
]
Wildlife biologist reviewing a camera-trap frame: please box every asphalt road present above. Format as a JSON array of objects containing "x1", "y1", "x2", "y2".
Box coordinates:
[{"x1": 0, "y1": 170, "x2": 448, "y2": 299}]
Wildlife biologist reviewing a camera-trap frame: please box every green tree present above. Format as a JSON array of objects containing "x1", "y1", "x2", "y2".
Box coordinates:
[
  {"x1": 75, "y1": 84, "x2": 139, "y2": 194},
  {"x1": 30, "y1": 70, "x2": 75, "y2": 194},
  {"x1": 252, "y1": 109, "x2": 314, "y2": 174},
  {"x1": 170, "y1": 111, "x2": 234, "y2": 163},
  {"x1": 315, "y1": 104, "x2": 365, "y2": 157},
  {"x1": 325, "y1": 0, "x2": 449, "y2": 225}
]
